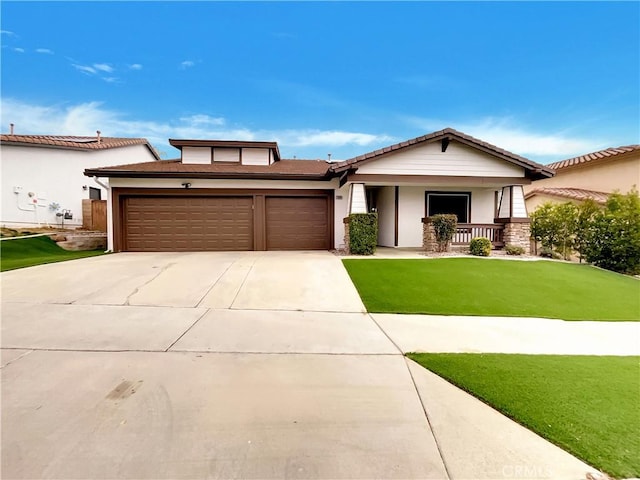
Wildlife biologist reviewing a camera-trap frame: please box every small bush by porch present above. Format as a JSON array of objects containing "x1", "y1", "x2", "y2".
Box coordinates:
[{"x1": 342, "y1": 258, "x2": 639, "y2": 321}]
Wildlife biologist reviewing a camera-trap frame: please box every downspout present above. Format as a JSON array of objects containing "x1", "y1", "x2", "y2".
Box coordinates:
[{"x1": 92, "y1": 176, "x2": 109, "y2": 190}]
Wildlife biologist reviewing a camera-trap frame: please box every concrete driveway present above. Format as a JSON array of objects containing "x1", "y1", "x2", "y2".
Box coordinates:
[{"x1": 1, "y1": 252, "x2": 595, "y2": 479}]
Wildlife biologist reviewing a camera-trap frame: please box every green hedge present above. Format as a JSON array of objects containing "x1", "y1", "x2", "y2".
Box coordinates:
[{"x1": 349, "y1": 213, "x2": 378, "y2": 255}]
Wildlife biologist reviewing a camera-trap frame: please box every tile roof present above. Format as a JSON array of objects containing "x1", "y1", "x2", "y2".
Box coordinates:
[
  {"x1": 525, "y1": 187, "x2": 610, "y2": 204},
  {"x1": 85, "y1": 159, "x2": 332, "y2": 180},
  {"x1": 0, "y1": 134, "x2": 161, "y2": 159},
  {"x1": 330, "y1": 127, "x2": 555, "y2": 179},
  {"x1": 546, "y1": 145, "x2": 640, "y2": 170}
]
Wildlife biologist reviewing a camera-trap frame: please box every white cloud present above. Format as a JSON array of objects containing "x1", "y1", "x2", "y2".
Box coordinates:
[
  {"x1": 277, "y1": 130, "x2": 393, "y2": 147},
  {"x1": 179, "y1": 114, "x2": 225, "y2": 126},
  {"x1": 36, "y1": 48, "x2": 54, "y2": 54},
  {"x1": 93, "y1": 63, "x2": 114, "y2": 73},
  {"x1": 0, "y1": 98, "x2": 392, "y2": 159},
  {"x1": 1, "y1": 30, "x2": 16, "y2": 37},
  {"x1": 180, "y1": 60, "x2": 195, "y2": 69},
  {"x1": 72, "y1": 64, "x2": 97, "y2": 75},
  {"x1": 403, "y1": 115, "x2": 604, "y2": 161},
  {"x1": 128, "y1": 64, "x2": 143, "y2": 70},
  {"x1": 13, "y1": 47, "x2": 25, "y2": 53},
  {"x1": 102, "y1": 77, "x2": 119, "y2": 84}
]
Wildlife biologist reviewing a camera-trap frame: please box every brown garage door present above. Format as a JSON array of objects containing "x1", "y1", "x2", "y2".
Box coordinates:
[
  {"x1": 123, "y1": 196, "x2": 253, "y2": 251},
  {"x1": 266, "y1": 196, "x2": 329, "y2": 250}
]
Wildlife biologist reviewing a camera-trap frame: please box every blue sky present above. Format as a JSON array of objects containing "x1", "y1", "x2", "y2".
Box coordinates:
[{"x1": 1, "y1": 1, "x2": 638, "y2": 163}]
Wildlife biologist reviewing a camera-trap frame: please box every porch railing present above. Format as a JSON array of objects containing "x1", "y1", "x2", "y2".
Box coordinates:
[{"x1": 452, "y1": 223, "x2": 505, "y2": 248}]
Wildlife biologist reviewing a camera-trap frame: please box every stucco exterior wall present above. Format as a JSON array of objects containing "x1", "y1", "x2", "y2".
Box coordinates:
[
  {"x1": 356, "y1": 141, "x2": 525, "y2": 178},
  {"x1": 525, "y1": 154, "x2": 640, "y2": 194},
  {"x1": 526, "y1": 193, "x2": 563, "y2": 213},
  {"x1": 376, "y1": 186, "x2": 396, "y2": 247},
  {"x1": 1, "y1": 144, "x2": 156, "y2": 228},
  {"x1": 397, "y1": 187, "x2": 425, "y2": 247}
]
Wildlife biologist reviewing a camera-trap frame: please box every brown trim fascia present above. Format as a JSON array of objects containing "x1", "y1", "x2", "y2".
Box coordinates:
[
  {"x1": 169, "y1": 139, "x2": 278, "y2": 149},
  {"x1": 84, "y1": 170, "x2": 334, "y2": 181},
  {"x1": 394, "y1": 186, "x2": 399, "y2": 247},
  {"x1": 112, "y1": 187, "x2": 334, "y2": 197},
  {"x1": 347, "y1": 174, "x2": 532, "y2": 185}
]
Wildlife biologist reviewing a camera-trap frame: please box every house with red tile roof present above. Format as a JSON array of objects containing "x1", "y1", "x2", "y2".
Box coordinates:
[
  {"x1": 524, "y1": 145, "x2": 640, "y2": 212},
  {"x1": 1, "y1": 132, "x2": 160, "y2": 228},
  {"x1": 84, "y1": 128, "x2": 553, "y2": 254}
]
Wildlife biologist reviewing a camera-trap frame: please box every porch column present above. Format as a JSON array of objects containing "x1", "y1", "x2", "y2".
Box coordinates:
[
  {"x1": 421, "y1": 217, "x2": 438, "y2": 253},
  {"x1": 348, "y1": 183, "x2": 367, "y2": 214},
  {"x1": 495, "y1": 185, "x2": 531, "y2": 254}
]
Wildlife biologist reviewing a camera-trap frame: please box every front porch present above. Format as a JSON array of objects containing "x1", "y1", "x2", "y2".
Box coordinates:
[{"x1": 344, "y1": 183, "x2": 532, "y2": 254}]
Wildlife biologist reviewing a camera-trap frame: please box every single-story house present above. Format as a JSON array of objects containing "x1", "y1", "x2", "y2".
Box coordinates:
[
  {"x1": 84, "y1": 128, "x2": 554, "y2": 254},
  {"x1": 524, "y1": 144, "x2": 640, "y2": 212},
  {"x1": 1, "y1": 131, "x2": 160, "y2": 228}
]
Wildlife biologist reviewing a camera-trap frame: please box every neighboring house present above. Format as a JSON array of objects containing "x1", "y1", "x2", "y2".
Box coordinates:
[
  {"x1": 1, "y1": 133, "x2": 160, "y2": 228},
  {"x1": 524, "y1": 145, "x2": 640, "y2": 212},
  {"x1": 84, "y1": 128, "x2": 553, "y2": 253}
]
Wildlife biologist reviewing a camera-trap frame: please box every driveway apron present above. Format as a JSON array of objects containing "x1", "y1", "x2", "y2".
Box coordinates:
[
  {"x1": 1, "y1": 251, "x2": 446, "y2": 479},
  {"x1": 1, "y1": 251, "x2": 599, "y2": 479}
]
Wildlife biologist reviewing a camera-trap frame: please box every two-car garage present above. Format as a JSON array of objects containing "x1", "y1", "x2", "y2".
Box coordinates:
[{"x1": 113, "y1": 189, "x2": 333, "y2": 252}]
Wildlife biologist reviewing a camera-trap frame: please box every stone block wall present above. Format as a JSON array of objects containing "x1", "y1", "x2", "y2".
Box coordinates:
[
  {"x1": 422, "y1": 218, "x2": 438, "y2": 252},
  {"x1": 343, "y1": 217, "x2": 350, "y2": 254},
  {"x1": 503, "y1": 221, "x2": 531, "y2": 255}
]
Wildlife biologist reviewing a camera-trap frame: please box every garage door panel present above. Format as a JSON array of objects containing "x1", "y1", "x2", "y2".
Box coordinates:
[
  {"x1": 266, "y1": 196, "x2": 329, "y2": 250},
  {"x1": 123, "y1": 197, "x2": 253, "y2": 252}
]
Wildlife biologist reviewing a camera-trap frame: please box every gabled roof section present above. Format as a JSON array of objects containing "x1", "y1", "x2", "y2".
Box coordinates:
[
  {"x1": 546, "y1": 145, "x2": 640, "y2": 171},
  {"x1": 330, "y1": 128, "x2": 555, "y2": 180},
  {"x1": 0, "y1": 134, "x2": 161, "y2": 160},
  {"x1": 525, "y1": 187, "x2": 610, "y2": 205},
  {"x1": 169, "y1": 139, "x2": 281, "y2": 162},
  {"x1": 84, "y1": 159, "x2": 332, "y2": 181}
]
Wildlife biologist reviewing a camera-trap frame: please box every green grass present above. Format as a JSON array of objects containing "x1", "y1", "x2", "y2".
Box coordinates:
[
  {"x1": 407, "y1": 353, "x2": 640, "y2": 479},
  {"x1": 0, "y1": 236, "x2": 105, "y2": 272},
  {"x1": 342, "y1": 258, "x2": 640, "y2": 321}
]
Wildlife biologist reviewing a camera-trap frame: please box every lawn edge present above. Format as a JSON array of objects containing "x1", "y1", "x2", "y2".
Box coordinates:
[{"x1": 406, "y1": 353, "x2": 638, "y2": 479}]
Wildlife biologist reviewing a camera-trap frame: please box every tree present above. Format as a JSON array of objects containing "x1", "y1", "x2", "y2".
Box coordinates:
[
  {"x1": 530, "y1": 201, "x2": 577, "y2": 260},
  {"x1": 584, "y1": 190, "x2": 640, "y2": 275},
  {"x1": 574, "y1": 199, "x2": 600, "y2": 263}
]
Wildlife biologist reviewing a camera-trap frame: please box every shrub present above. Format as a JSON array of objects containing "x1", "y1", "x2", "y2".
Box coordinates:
[
  {"x1": 505, "y1": 244, "x2": 525, "y2": 256},
  {"x1": 348, "y1": 213, "x2": 378, "y2": 255},
  {"x1": 584, "y1": 190, "x2": 640, "y2": 275},
  {"x1": 431, "y1": 214, "x2": 458, "y2": 252},
  {"x1": 469, "y1": 237, "x2": 491, "y2": 256},
  {"x1": 530, "y1": 201, "x2": 577, "y2": 260}
]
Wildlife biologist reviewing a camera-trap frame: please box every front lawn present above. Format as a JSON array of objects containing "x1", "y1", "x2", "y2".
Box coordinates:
[
  {"x1": 407, "y1": 353, "x2": 640, "y2": 479},
  {"x1": 0, "y1": 236, "x2": 105, "y2": 272},
  {"x1": 342, "y1": 258, "x2": 639, "y2": 321}
]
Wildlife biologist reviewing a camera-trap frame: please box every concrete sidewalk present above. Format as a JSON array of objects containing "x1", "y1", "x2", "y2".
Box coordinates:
[
  {"x1": 374, "y1": 314, "x2": 640, "y2": 355},
  {"x1": 1, "y1": 251, "x2": 603, "y2": 479}
]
